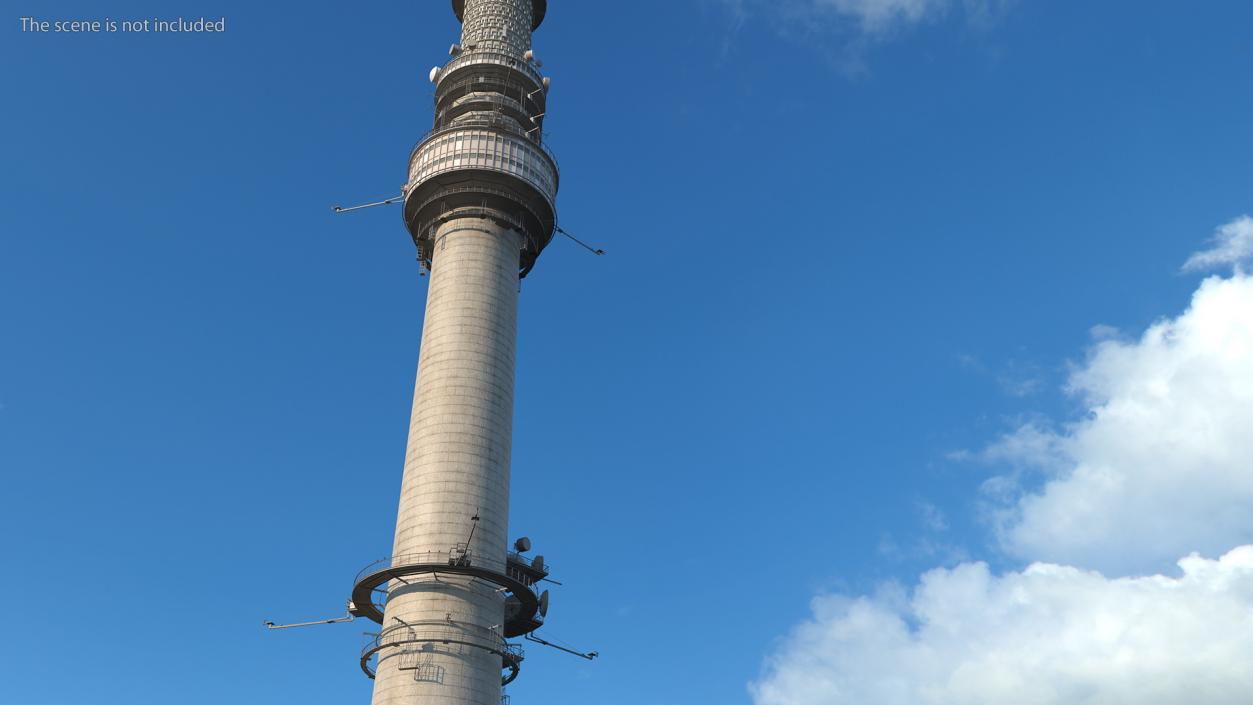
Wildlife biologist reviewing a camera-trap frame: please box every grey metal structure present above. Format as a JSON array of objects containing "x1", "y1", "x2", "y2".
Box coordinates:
[{"x1": 363, "y1": 2, "x2": 560, "y2": 705}]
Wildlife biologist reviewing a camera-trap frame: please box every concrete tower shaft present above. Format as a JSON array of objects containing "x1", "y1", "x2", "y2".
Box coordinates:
[
  {"x1": 391, "y1": 221, "x2": 519, "y2": 576},
  {"x1": 370, "y1": 221, "x2": 521, "y2": 705},
  {"x1": 365, "y1": 1, "x2": 558, "y2": 704}
]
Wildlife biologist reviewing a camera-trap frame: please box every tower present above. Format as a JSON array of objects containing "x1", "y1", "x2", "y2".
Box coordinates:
[{"x1": 353, "y1": 1, "x2": 559, "y2": 704}]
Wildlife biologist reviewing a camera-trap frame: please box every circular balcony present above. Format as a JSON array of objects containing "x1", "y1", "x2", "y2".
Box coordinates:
[
  {"x1": 435, "y1": 72, "x2": 546, "y2": 121},
  {"x1": 350, "y1": 550, "x2": 549, "y2": 637},
  {"x1": 436, "y1": 50, "x2": 545, "y2": 95},
  {"x1": 407, "y1": 124, "x2": 557, "y2": 203},
  {"x1": 360, "y1": 619, "x2": 525, "y2": 685},
  {"x1": 402, "y1": 120, "x2": 559, "y2": 274},
  {"x1": 437, "y1": 92, "x2": 531, "y2": 132}
]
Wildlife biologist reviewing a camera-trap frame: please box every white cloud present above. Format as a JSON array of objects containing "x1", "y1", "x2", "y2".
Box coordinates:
[
  {"x1": 726, "y1": 0, "x2": 1012, "y2": 37},
  {"x1": 1183, "y1": 216, "x2": 1253, "y2": 272},
  {"x1": 751, "y1": 546, "x2": 1253, "y2": 705},
  {"x1": 987, "y1": 273, "x2": 1253, "y2": 575},
  {"x1": 817, "y1": 0, "x2": 948, "y2": 34},
  {"x1": 754, "y1": 218, "x2": 1253, "y2": 704}
]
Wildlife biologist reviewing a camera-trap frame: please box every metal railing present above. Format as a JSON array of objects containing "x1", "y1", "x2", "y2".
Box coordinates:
[
  {"x1": 362, "y1": 620, "x2": 525, "y2": 664},
  {"x1": 434, "y1": 113, "x2": 531, "y2": 142},
  {"x1": 446, "y1": 91, "x2": 526, "y2": 115},
  {"x1": 354, "y1": 550, "x2": 551, "y2": 590},
  {"x1": 359, "y1": 619, "x2": 526, "y2": 680},
  {"x1": 437, "y1": 49, "x2": 544, "y2": 88},
  {"x1": 434, "y1": 74, "x2": 546, "y2": 117}
]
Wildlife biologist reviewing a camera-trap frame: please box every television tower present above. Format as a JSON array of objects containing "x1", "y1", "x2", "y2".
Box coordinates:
[
  {"x1": 265, "y1": 1, "x2": 589, "y2": 698},
  {"x1": 357, "y1": 1, "x2": 564, "y2": 704}
]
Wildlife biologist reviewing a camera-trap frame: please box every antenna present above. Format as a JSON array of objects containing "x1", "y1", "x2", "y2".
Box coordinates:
[
  {"x1": 450, "y1": 511, "x2": 481, "y2": 567},
  {"x1": 264, "y1": 603, "x2": 357, "y2": 630},
  {"x1": 555, "y1": 225, "x2": 606, "y2": 255},
  {"x1": 524, "y1": 631, "x2": 598, "y2": 661},
  {"x1": 332, "y1": 195, "x2": 403, "y2": 214}
]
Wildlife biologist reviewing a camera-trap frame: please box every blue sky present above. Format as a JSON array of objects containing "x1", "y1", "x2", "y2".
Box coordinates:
[{"x1": 4, "y1": 1, "x2": 1253, "y2": 704}]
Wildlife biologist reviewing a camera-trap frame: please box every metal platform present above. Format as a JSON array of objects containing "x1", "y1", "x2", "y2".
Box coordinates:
[
  {"x1": 351, "y1": 550, "x2": 549, "y2": 638},
  {"x1": 360, "y1": 619, "x2": 525, "y2": 685}
]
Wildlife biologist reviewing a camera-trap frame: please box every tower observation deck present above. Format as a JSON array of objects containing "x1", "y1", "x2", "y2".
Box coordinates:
[
  {"x1": 364, "y1": 2, "x2": 561, "y2": 705},
  {"x1": 404, "y1": 0, "x2": 557, "y2": 278}
]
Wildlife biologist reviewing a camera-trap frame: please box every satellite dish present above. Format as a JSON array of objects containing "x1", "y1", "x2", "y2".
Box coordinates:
[
  {"x1": 514, "y1": 536, "x2": 532, "y2": 553},
  {"x1": 542, "y1": 77, "x2": 551, "y2": 90},
  {"x1": 523, "y1": 50, "x2": 535, "y2": 62},
  {"x1": 531, "y1": 554, "x2": 545, "y2": 573},
  {"x1": 449, "y1": 43, "x2": 462, "y2": 56},
  {"x1": 429, "y1": 66, "x2": 442, "y2": 83},
  {"x1": 538, "y1": 590, "x2": 550, "y2": 618}
]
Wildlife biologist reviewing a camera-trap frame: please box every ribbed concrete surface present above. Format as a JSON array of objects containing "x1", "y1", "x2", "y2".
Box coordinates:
[{"x1": 372, "y1": 218, "x2": 522, "y2": 705}]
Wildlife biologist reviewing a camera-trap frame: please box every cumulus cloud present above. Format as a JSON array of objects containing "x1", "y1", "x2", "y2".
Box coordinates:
[
  {"x1": 987, "y1": 273, "x2": 1253, "y2": 575},
  {"x1": 753, "y1": 219, "x2": 1253, "y2": 704},
  {"x1": 1183, "y1": 215, "x2": 1253, "y2": 272},
  {"x1": 752, "y1": 546, "x2": 1253, "y2": 705}
]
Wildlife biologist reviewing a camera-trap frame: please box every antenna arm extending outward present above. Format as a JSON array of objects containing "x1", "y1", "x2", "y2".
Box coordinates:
[
  {"x1": 333, "y1": 194, "x2": 404, "y2": 214},
  {"x1": 554, "y1": 225, "x2": 605, "y2": 256},
  {"x1": 264, "y1": 608, "x2": 356, "y2": 630},
  {"x1": 524, "y1": 632, "x2": 599, "y2": 661}
]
